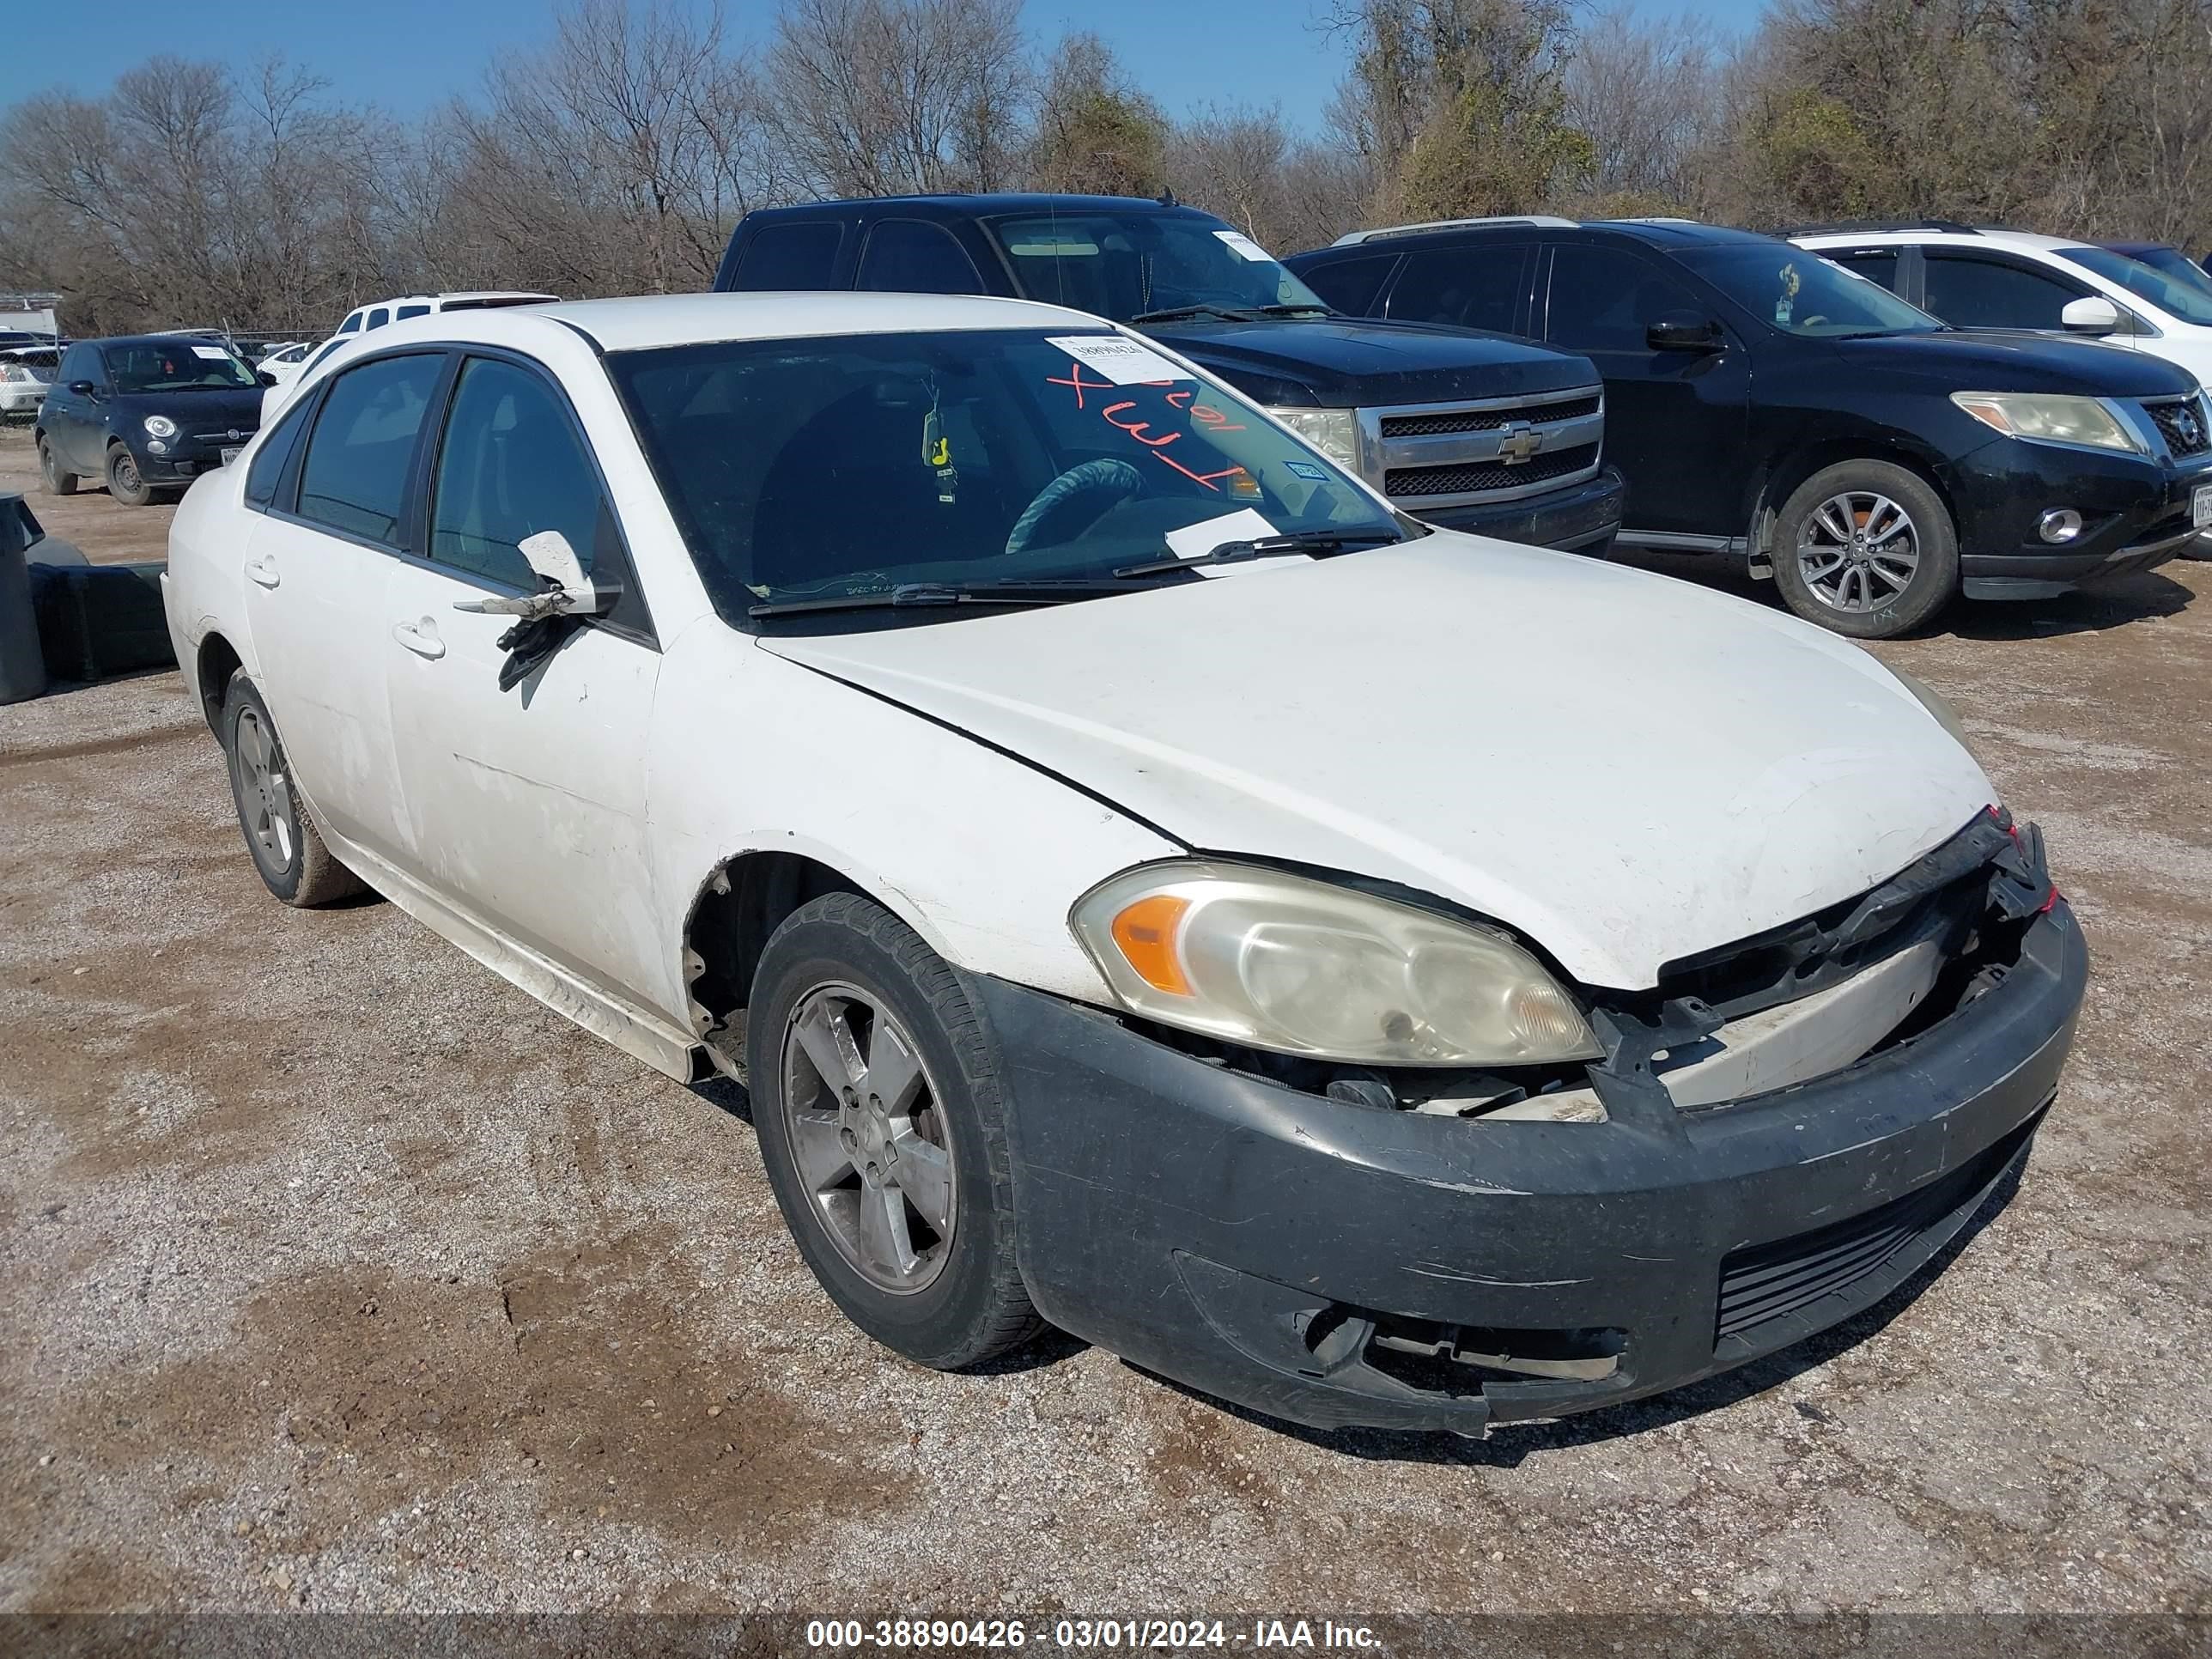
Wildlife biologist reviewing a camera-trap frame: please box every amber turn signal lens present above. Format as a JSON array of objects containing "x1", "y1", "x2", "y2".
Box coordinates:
[{"x1": 1110, "y1": 894, "x2": 1193, "y2": 996}]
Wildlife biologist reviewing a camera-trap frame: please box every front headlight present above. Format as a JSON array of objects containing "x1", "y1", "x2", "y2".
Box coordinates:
[
  {"x1": 1267, "y1": 407, "x2": 1365, "y2": 478},
  {"x1": 1071, "y1": 860, "x2": 1601, "y2": 1068},
  {"x1": 1949, "y1": 392, "x2": 2146, "y2": 454},
  {"x1": 143, "y1": 414, "x2": 177, "y2": 438},
  {"x1": 1887, "y1": 665, "x2": 1978, "y2": 757}
]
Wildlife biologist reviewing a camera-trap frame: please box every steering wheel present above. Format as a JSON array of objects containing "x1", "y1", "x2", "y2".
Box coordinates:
[{"x1": 1005, "y1": 459, "x2": 1145, "y2": 557}]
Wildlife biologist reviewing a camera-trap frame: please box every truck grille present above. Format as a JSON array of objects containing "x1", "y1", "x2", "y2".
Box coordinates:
[
  {"x1": 1378, "y1": 395, "x2": 1601, "y2": 439},
  {"x1": 1362, "y1": 386, "x2": 1605, "y2": 508},
  {"x1": 1386, "y1": 443, "x2": 1598, "y2": 499},
  {"x1": 2142, "y1": 395, "x2": 2210, "y2": 459},
  {"x1": 1714, "y1": 1110, "x2": 2040, "y2": 1346}
]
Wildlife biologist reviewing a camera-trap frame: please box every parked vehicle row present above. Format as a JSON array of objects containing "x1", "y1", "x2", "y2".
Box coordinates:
[
  {"x1": 165, "y1": 290, "x2": 2085, "y2": 1436},
  {"x1": 1287, "y1": 216, "x2": 2211, "y2": 634},
  {"x1": 1, "y1": 343, "x2": 60, "y2": 418}
]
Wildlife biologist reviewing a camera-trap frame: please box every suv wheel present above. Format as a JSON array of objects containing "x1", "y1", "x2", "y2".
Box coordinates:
[
  {"x1": 39, "y1": 434, "x2": 78, "y2": 495},
  {"x1": 1771, "y1": 460, "x2": 1958, "y2": 639},
  {"x1": 747, "y1": 892, "x2": 1041, "y2": 1370}
]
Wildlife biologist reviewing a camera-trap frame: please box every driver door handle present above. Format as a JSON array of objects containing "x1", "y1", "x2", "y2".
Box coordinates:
[
  {"x1": 392, "y1": 618, "x2": 446, "y2": 660},
  {"x1": 244, "y1": 556, "x2": 280, "y2": 589}
]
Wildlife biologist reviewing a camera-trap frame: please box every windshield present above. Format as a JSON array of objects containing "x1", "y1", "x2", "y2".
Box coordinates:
[
  {"x1": 2100, "y1": 245, "x2": 2212, "y2": 301},
  {"x1": 1683, "y1": 246, "x2": 1945, "y2": 337},
  {"x1": 104, "y1": 340, "x2": 258, "y2": 392},
  {"x1": 609, "y1": 327, "x2": 1406, "y2": 623},
  {"x1": 2059, "y1": 246, "x2": 2212, "y2": 325},
  {"x1": 986, "y1": 212, "x2": 1329, "y2": 322}
]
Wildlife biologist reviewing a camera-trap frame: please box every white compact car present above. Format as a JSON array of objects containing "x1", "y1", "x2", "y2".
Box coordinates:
[{"x1": 162, "y1": 294, "x2": 2086, "y2": 1436}]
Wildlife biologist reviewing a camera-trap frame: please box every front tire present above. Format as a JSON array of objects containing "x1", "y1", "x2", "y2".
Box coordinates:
[
  {"x1": 1771, "y1": 460, "x2": 1958, "y2": 639},
  {"x1": 747, "y1": 892, "x2": 1041, "y2": 1370},
  {"x1": 219, "y1": 672, "x2": 364, "y2": 907},
  {"x1": 39, "y1": 434, "x2": 78, "y2": 495},
  {"x1": 106, "y1": 442, "x2": 154, "y2": 507}
]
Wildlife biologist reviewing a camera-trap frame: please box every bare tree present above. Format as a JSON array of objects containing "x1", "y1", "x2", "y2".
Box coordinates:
[
  {"x1": 1563, "y1": 7, "x2": 1721, "y2": 210},
  {"x1": 1029, "y1": 33, "x2": 1167, "y2": 197},
  {"x1": 766, "y1": 0, "x2": 1029, "y2": 197}
]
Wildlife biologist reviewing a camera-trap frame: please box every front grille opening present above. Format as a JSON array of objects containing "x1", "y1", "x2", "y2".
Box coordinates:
[
  {"x1": 1714, "y1": 1108, "x2": 2040, "y2": 1346},
  {"x1": 1385, "y1": 442, "x2": 1598, "y2": 498},
  {"x1": 2146, "y1": 397, "x2": 2209, "y2": 458},
  {"x1": 1379, "y1": 395, "x2": 1601, "y2": 439},
  {"x1": 1328, "y1": 1310, "x2": 1626, "y2": 1393}
]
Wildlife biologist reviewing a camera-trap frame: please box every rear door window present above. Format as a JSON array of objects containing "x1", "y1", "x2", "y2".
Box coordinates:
[
  {"x1": 729, "y1": 222, "x2": 845, "y2": 290},
  {"x1": 855, "y1": 221, "x2": 985, "y2": 295},
  {"x1": 1297, "y1": 253, "x2": 1398, "y2": 316},
  {"x1": 1922, "y1": 252, "x2": 2087, "y2": 330},
  {"x1": 1823, "y1": 249, "x2": 1901, "y2": 291},
  {"x1": 1388, "y1": 246, "x2": 1534, "y2": 334},
  {"x1": 295, "y1": 353, "x2": 445, "y2": 547}
]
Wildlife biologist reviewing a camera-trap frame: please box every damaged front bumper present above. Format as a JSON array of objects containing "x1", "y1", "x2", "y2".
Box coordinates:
[{"x1": 980, "y1": 831, "x2": 2087, "y2": 1437}]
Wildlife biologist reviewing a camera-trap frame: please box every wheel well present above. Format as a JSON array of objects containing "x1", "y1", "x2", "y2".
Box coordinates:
[
  {"x1": 1752, "y1": 442, "x2": 1957, "y2": 553},
  {"x1": 195, "y1": 633, "x2": 242, "y2": 731},
  {"x1": 683, "y1": 851, "x2": 863, "y2": 1039}
]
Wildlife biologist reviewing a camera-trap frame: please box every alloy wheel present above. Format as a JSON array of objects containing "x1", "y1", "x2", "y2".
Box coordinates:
[
  {"x1": 779, "y1": 982, "x2": 957, "y2": 1295},
  {"x1": 1796, "y1": 491, "x2": 1921, "y2": 613},
  {"x1": 231, "y1": 706, "x2": 296, "y2": 868}
]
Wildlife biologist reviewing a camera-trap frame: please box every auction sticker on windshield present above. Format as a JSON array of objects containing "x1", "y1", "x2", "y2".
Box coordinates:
[{"x1": 1047, "y1": 335, "x2": 1192, "y2": 385}]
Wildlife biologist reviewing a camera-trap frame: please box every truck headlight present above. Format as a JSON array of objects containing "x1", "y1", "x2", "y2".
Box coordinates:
[
  {"x1": 1950, "y1": 392, "x2": 2146, "y2": 454},
  {"x1": 1072, "y1": 860, "x2": 1601, "y2": 1068},
  {"x1": 1267, "y1": 407, "x2": 1365, "y2": 479},
  {"x1": 143, "y1": 414, "x2": 178, "y2": 438}
]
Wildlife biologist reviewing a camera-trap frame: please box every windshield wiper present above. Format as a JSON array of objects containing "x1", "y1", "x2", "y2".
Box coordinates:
[
  {"x1": 748, "y1": 579, "x2": 1147, "y2": 618},
  {"x1": 1128, "y1": 303, "x2": 1265, "y2": 324},
  {"x1": 1254, "y1": 303, "x2": 1334, "y2": 317},
  {"x1": 1111, "y1": 531, "x2": 1400, "y2": 580}
]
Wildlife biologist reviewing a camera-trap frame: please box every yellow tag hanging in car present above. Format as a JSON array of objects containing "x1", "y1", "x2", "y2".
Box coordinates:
[{"x1": 921, "y1": 408, "x2": 957, "y2": 503}]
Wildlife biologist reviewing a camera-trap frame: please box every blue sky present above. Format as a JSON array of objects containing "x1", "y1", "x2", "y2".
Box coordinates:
[{"x1": 0, "y1": 0, "x2": 1768, "y2": 124}]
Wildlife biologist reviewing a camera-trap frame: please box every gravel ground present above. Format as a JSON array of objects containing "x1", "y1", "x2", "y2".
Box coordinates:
[
  {"x1": 0, "y1": 495, "x2": 2208, "y2": 1632},
  {"x1": 3, "y1": 424, "x2": 179, "y2": 565}
]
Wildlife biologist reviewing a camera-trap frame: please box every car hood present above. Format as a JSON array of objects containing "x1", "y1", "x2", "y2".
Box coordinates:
[
  {"x1": 112, "y1": 387, "x2": 266, "y2": 434},
  {"x1": 1834, "y1": 329, "x2": 2201, "y2": 398},
  {"x1": 1144, "y1": 317, "x2": 1601, "y2": 408},
  {"x1": 760, "y1": 536, "x2": 1995, "y2": 988}
]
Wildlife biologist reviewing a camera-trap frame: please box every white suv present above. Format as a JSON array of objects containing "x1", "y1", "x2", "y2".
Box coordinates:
[{"x1": 1790, "y1": 222, "x2": 2212, "y2": 386}]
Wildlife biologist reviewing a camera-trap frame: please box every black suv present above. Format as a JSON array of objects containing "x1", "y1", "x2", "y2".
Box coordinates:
[
  {"x1": 37, "y1": 335, "x2": 269, "y2": 507},
  {"x1": 714, "y1": 195, "x2": 1626, "y2": 554},
  {"x1": 1288, "y1": 219, "x2": 2212, "y2": 636}
]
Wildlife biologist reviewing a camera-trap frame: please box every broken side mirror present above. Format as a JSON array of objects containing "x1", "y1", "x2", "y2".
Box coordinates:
[
  {"x1": 453, "y1": 530, "x2": 618, "y2": 621},
  {"x1": 2060, "y1": 295, "x2": 2123, "y2": 336},
  {"x1": 1648, "y1": 312, "x2": 1724, "y2": 352}
]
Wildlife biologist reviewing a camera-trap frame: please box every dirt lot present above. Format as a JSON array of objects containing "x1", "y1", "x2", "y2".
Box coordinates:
[{"x1": 2, "y1": 428, "x2": 2209, "y2": 1630}]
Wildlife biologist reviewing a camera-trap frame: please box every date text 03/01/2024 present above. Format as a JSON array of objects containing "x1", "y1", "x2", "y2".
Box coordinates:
[{"x1": 802, "y1": 1618, "x2": 1384, "y2": 1650}]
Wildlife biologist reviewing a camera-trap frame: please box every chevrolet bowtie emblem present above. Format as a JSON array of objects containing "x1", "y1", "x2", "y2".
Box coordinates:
[{"x1": 1497, "y1": 422, "x2": 1544, "y2": 465}]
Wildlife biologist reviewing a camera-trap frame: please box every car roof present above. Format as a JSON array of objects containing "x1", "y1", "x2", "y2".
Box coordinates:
[
  {"x1": 749, "y1": 192, "x2": 1206, "y2": 220},
  {"x1": 337, "y1": 291, "x2": 1116, "y2": 356},
  {"x1": 1793, "y1": 225, "x2": 2084, "y2": 253},
  {"x1": 1307, "y1": 217, "x2": 1778, "y2": 255},
  {"x1": 83, "y1": 332, "x2": 252, "y2": 349}
]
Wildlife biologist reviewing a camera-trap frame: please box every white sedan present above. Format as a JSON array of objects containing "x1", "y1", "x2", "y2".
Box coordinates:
[{"x1": 163, "y1": 294, "x2": 2086, "y2": 1435}]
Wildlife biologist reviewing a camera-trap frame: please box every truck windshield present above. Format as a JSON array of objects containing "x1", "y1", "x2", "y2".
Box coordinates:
[
  {"x1": 1682, "y1": 246, "x2": 1945, "y2": 337},
  {"x1": 2058, "y1": 246, "x2": 2212, "y2": 325},
  {"x1": 986, "y1": 213, "x2": 1329, "y2": 324},
  {"x1": 608, "y1": 327, "x2": 1406, "y2": 624}
]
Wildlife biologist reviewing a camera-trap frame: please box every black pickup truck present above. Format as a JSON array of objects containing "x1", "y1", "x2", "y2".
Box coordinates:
[{"x1": 713, "y1": 194, "x2": 1626, "y2": 554}]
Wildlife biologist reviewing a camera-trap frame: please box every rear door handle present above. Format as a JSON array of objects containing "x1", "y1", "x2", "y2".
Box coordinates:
[
  {"x1": 392, "y1": 618, "x2": 446, "y2": 659},
  {"x1": 244, "y1": 556, "x2": 280, "y2": 589}
]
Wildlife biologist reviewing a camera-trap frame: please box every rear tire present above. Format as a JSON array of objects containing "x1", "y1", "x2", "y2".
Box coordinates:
[
  {"x1": 106, "y1": 442, "x2": 154, "y2": 507},
  {"x1": 1771, "y1": 460, "x2": 1958, "y2": 639},
  {"x1": 219, "y1": 671, "x2": 365, "y2": 907},
  {"x1": 39, "y1": 434, "x2": 77, "y2": 495},
  {"x1": 747, "y1": 892, "x2": 1041, "y2": 1370}
]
